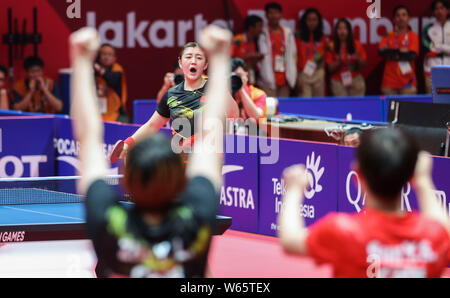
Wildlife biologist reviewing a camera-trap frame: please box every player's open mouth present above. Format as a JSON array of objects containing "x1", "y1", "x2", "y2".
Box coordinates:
[{"x1": 190, "y1": 67, "x2": 197, "y2": 73}]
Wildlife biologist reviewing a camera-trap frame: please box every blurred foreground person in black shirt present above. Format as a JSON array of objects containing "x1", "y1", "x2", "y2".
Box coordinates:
[{"x1": 69, "y1": 25, "x2": 232, "y2": 278}]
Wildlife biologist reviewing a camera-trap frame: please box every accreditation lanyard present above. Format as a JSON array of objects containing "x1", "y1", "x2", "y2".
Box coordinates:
[
  {"x1": 341, "y1": 47, "x2": 353, "y2": 86},
  {"x1": 340, "y1": 46, "x2": 352, "y2": 71},
  {"x1": 395, "y1": 32, "x2": 408, "y2": 49},
  {"x1": 306, "y1": 37, "x2": 318, "y2": 61},
  {"x1": 395, "y1": 32, "x2": 413, "y2": 75},
  {"x1": 244, "y1": 34, "x2": 255, "y2": 54},
  {"x1": 269, "y1": 28, "x2": 286, "y2": 56}
]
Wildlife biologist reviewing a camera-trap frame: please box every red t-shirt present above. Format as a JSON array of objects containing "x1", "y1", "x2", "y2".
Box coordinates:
[
  {"x1": 379, "y1": 30, "x2": 419, "y2": 89},
  {"x1": 307, "y1": 208, "x2": 450, "y2": 278},
  {"x1": 296, "y1": 35, "x2": 328, "y2": 72},
  {"x1": 231, "y1": 33, "x2": 257, "y2": 60},
  {"x1": 325, "y1": 40, "x2": 367, "y2": 81},
  {"x1": 269, "y1": 29, "x2": 287, "y2": 87}
]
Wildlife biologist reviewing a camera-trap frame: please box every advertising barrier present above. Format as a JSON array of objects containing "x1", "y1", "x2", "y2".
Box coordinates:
[
  {"x1": 259, "y1": 138, "x2": 338, "y2": 236},
  {"x1": 1, "y1": 116, "x2": 449, "y2": 236},
  {"x1": 0, "y1": 117, "x2": 55, "y2": 178},
  {"x1": 220, "y1": 135, "x2": 260, "y2": 233},
  {"x1": 278, "y1": 97, "x2": 383, "y2": 122},
  {"x1": 337, "y1": 146, "x2": 449, "y2": 219}
]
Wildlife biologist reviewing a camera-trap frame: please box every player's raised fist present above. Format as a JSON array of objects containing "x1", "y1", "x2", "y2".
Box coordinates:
[
  {"x1": 282, "y1": 165, "x2": 309, "y2": 191},
  {"x1": 199, "y1": 25, "x2": 232, "y2": 56},
  {"x1": 413, "y1": 151, "x2": 433, "y2": 183},
  {"x1": 69, "y1": 27, "x2": 101, "y2": 61}
]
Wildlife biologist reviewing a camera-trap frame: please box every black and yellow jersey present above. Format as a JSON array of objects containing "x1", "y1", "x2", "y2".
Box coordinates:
[
  {"x1": 156, "y1": 81, "x2": 207, "y2": 140},
  {"x1": 85, "y1": 177, "x2": 218, "y2": 278}
]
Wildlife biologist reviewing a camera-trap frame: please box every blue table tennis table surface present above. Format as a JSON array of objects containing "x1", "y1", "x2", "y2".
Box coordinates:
[
  {"x1": 0, "y1": 188, "x2": 231, "y2": 242},
  {"x1": 0, "y1": 203, "x2": 85, "y2": 226}
]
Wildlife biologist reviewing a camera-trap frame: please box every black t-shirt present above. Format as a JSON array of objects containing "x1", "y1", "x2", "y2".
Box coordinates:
[
  {"x1": 85, "y1": 176, "x2": 218, "y2": 278},
  {"x1": 156, "y1": 81, "x2": 207, "y2": 139},
  {"x1": 97, "y1": 69, "x2": 122, "y2": 99}
]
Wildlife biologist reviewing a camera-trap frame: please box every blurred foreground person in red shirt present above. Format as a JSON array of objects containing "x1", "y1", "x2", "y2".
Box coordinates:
[{"x1": 278, "y1": 128, "x2": 450, "y2": 278}]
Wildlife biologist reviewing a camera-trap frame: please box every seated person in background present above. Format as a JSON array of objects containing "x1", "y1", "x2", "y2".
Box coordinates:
[
  {"x1": 279, "y1": 128, "x2": 450, "y2": 278},
  {"x1": 327, "y1": 19, "x2": 367, "y2": 97},
  {"x1": 231, "y1": 15, "x2": 264, "y2": 85},
  {"x1": 12, "y1": 56, "x2": 63, "y2": 113},
  {"x1": 342, "y1": 127, "x2": 363, "y2": 147},
  {"x1": 156, "y1": 62, "x2": 184, "y2": 104},
  {"x1": 94, "y1": 43, "x2": 129, "y2": 123},
  {"x1": 0, "y1": 65, "x2": 9, "y2": 110},
  {"x1": 231, "y1": 58, "x2": 266, "y2": 121},
  {"x1": 423, "y1": 0, "x2": 450, "y2": 94},
  {"x1": 379, "y1": 5, "x2": 419, "y2": 95}
]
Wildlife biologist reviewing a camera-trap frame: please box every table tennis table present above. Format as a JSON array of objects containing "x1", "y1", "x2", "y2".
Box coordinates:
[{"x1": 0, "y1": 188, "x2": 232, "y2": 243}]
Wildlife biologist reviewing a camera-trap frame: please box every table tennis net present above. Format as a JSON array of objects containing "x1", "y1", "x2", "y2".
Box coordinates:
[{"x1": 0, "y1": 176, "x2": 130, "y2": 205}]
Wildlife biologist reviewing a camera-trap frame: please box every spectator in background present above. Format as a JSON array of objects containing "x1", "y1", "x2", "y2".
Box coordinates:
[
  {"x1": 94, "y1": 43, "x2": 129, "y2": 123},
  {"x1": 258, "y1": 2, "x2": 297, "y2": 98},
  {"x1": 231, "y1": 15, "x2": 265, "y2": 85},
  {"x1": 156, "y1": 61, "x2": 184, "y2": 104},
  {"x1": 231, "y1": 58, "x2": 267, "y2": 121},
  {"x1": 423, "y1": 0, "x2": 450, "y2": 94},
  {"x1": 327, "y1": 19, "x2": 367, "y2": 97},
  {"x1": 0, "y1": 65, "x2": 9, "y2": 110},
  {"x1": 379, "y1": 5, "x2": 419, "y2": 95},
  {"x1": 342, "y1": 127, "x2": 363, "y2": 147},
  {"x1": 296, "y1": 8, "x2": 328, "y2": 98},
  {"x1": 12, "y1": 56, "x2": 63, "y2": 113}
]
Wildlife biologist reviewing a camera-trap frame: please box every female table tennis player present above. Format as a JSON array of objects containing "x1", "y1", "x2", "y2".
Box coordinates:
[
  {"x1": 109, "y1": 40, "x2": 239, "y2": 163},
  {"x1": 70, "y1": 25, "x2": 233, "y2": 278}
]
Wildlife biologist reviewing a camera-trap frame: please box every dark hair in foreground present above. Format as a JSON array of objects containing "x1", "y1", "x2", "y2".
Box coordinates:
[
  {"x1": 23, "y1": 56, "x2": 44, "y2": 71},
  {"x1": 356, "y1": 128, "x2": 419, "y2": 201},
  {"x1": 124, "y1": 134, "x2": 186, "y2": 212}
]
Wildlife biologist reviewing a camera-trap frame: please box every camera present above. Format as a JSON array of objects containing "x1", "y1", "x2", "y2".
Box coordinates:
[
  {"x1": 174, "y1": 73, "x2": 185, "y2": 85},
  {"x1": 230, "y1": 72, "x2": 243, "y2": 98}
]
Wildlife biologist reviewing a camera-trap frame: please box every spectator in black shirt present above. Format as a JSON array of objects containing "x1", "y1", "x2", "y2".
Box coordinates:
[{"x1": 69, "y1": 25, "x2": 232, "y2": 278}]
